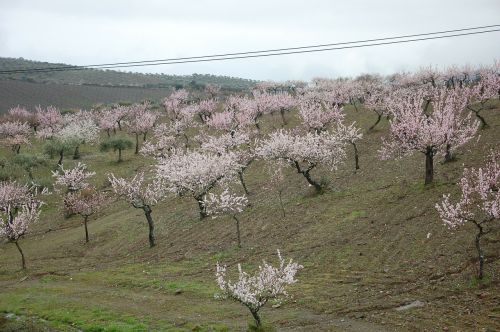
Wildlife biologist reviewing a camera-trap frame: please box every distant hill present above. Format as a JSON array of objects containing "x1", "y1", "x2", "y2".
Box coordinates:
[
  {"x1": 0, "y1": 80, "x2": 174, "y2": 111},
  {"x1": 0, "y1": 57, "x2": 257, "y2": 90},
  {"x1": 0, "y1": 57, "x2": 257, "y2": 111}
]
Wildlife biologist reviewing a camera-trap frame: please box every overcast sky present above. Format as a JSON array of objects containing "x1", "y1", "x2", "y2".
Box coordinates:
[{"x1": 1, "y1": 0, "x2": 499, "y2": 81}]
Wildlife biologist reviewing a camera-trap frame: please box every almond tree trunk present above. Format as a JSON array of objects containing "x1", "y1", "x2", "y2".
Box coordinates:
[
  {"x1": 143, "y1": 206, "x2": 156, "y2": 247},
  {"x1": 424, "y1": 147, "x2": 434, "y2": 185},
  {"x1": 14, "y1": 240, "x2": 26, "y2": 269}
]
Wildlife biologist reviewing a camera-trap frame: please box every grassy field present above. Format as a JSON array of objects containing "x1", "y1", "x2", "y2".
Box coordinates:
[{"x1": 0, "y1": 103, "x2": 499, "y2": 331}]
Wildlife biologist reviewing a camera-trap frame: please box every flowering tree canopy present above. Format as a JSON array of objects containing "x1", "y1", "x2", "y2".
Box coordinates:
[
  {"x1": 0, "y1": 182, "x2": 43, "y2": 269},
  {"x1": 257, "y1": 129, "x2": 346, "y2": 192},
  {"x1": 380, "y1": 88, "x2": 479, "y2": 184},
  {"x1": 156, "y1": 150, "x2": 241, "y2": 219},
  {"x1": 435, "y1": 151, "x2": 499, "y2": 279},
  {"x1": 215, "y1": 250, "x2": 303, "y2": 327},
  {"x1": 52, "y1": 162, "x2": 95, "y2": 193}
]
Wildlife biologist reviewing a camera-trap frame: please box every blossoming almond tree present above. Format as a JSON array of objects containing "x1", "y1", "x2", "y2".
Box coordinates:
[
  {"x1": 215, "y1": 250, "x2": 303, "y2": 327},
  {"x1": 126, "y1": 102, "x2": 160, "y2": 154},
  {"x1": 64, "y1": 187, "x2": 108, "y2": 243},
  {"x1": 156, "y1": 150, "x2": 241, "y2": 219},
  {"x1": 0, "y1": 121, "x2": 31, "y2": 154},
  {"x1": 0, "y1": 182, "x2": 42, "y2": 269},
  {"x1": 108, "y1": 172, "x2": 167, "y2": 247},
  {"x1": 52, "y1": 162, "x2": 96, "y2": 193},
  {"x1": 435, "y1": 151, "x2": 499, "y2": 279},
  {"x1": 203, "y1": 189, "x2": 248, "y2": 247},
  {"x1": 298, "y1": 97, "x2": 344, "y2": 133},
  {"x1": 57, "y1": 110, "x2": 100, "y2": 159},
  {"x1": 35, "y1": 106, "x2": 63, "y2": 139},
  {"x1": 256, "y1": 129, "x2": 346, "y2": 192},
  {"x1": 380, "y1": 88, "x2": 479, "y2": 185},
  {"x1": 199, "y1": 130, "x2": 255, "y2": 195}
]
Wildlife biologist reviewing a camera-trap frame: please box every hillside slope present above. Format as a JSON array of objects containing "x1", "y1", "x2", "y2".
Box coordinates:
[
  {"x1": 0, "y1": 105, "x2": 499, "y2": 331},
  {"x1": 0, "y1": 57, "x2": 257, "y2": 90}
]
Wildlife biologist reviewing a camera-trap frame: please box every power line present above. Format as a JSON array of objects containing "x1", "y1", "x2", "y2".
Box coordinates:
[
  {"x1": 1, "y1": 23, "x2": 499, "y2": 74},
  {"x1": 1, "y1": 26, "x2": 499, "y2": 75}
]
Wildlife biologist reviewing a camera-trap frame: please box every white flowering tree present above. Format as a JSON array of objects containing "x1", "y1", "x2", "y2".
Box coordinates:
[
  {"x1": 52, "y1": 162, "x2": 96, "y2": 193},
  {"x1": 0, "y1": 182, "x2": 43, "y2": 269},
  {"x1": 57, "y1": 111, "x2": 100, "y2": 159},
  {"x1": 64, "y1": 187, "x2": 108, "y2": 243},
  {"x1": 256, "y1": 129, "x2": 346, "y2": 192},
  {"x1": 156, "y1": 150, "x2": 241, "y2": 219},
  {"x1": 436, "y1": 151, "x2": 499, "y2": 279},
  {"x1": 108, "y1": 172, "x2": 167, "y2": 247},
  {"x1": 215, "y1": 250, "x2": 303, "y2": 327},
  {"x1": 203, "y1": 189, "x2": 248, "y2": 247}
]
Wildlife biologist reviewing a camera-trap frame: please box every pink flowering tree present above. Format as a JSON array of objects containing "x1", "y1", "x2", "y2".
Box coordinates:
[
  {"x1": 162, "y1": 89, "x2": 189, "y2": 121},
  {"x1": 140, "y1": 124, "x2": 177, "y2": 158},
  {"x1": 380, "y1": 88, "x2": 479, "y2": 185},
  {"x1": 197, "y1": 99, "x2": 218, "y2": 123},
  {"x1": 0, "y1": 182, "x2": 43, "y2": 269},
  {"x1": 126, "y1": 103, "x2": 159, "y2": 154},
  {"x1": 35, "y1": 106, "x2": 63, "y2": 139},
  {"x1": 64, "y1": 187, "x2": 108, "y2": 243},
  {"x1": 6, "y1": 106, "x2": 38, "y2": 131},
  {"x1": 108, "y1": 172, "x2": 167, "y2": 247},
  {"x1": 298, "y1": 96, "x2": 344, "y2": 133},
  {"x1": 435, "y1": 151, "x2": 499, "y2": 279},
  {"x1": 336, "y1": 121, "x2": 363, "y2": 171},
  {"x1": 97, "y1": 108, "x2": 120, "y2": 137},
  {"x1": 363, "y1": 83, "x2": 392, "y2": 131},
  {"x1": 0, "y1": 121, "x2": 31, "y2": 154},
  {"x1": 199, "y1": 130, "x2": 255, "y2": 195},
  {"x1": 256, "y1": 129, "x2": 346, "y2": 192},
  {"x1": 156, "y1": 150, "x2": 241, "y2": 219},
  {"x1": 205, "y1": 84, "x2": 221, "y2": 98},
  {"x1": 203, "y1": 189, "x2": 248, "y2": 247},
  {"x1": 215, "y1": 250, "x2": 303, "y2": 328},
  {"x1": 52, "y1": 162, "x2": 95, "y2": 193},
  {"x1": 466, "y1": 68, "x2": 500, "y2": 128}
]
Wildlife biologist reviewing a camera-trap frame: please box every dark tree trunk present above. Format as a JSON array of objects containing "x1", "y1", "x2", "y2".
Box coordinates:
[
  {"x1": 250, "y1": 308, "x2": 261, "y2": 327},
  {"x1": 14, "y1": 241, "x2": 26, "y2": 270},
  {"x1": 118, "y1": 121, "x2": 122, "y2": 131},
  {"x1": 474, "y1": 222, "x2": 485, "y2": 279},
  {"x1": 351, "y1": 142, "x2": 360, "y2": 171},
  {"x1": 278, "y1": 190, "x2": 285, "y2": 218},
  {"x1": 106, "y1": 129, "x2": 110, "y2": 137},
  {"x1": 368, "y1": 113, "x2": 382, "y2": 131},
  {"x1": 424, "y1": 148, "x2": 434, "y2": 185},
  {"x1": 143, "y1": 206, "x2": 156, "y2": 248},
  {"x1": 73, "y1": 145, "x2": 80, "y2": 159},
  {"x1": 233, "y1": 215, "x2": 242, "y2": 248},
  {"x1": 15, "y1": 145, "x2": 21, "y2": 154},
  {"x1": 58, "y1": 150, "x2": 64, "y2": 166},
  {"x1": 238, "y1": 170, "x2": 249, "y2": 195},
  {"x1": 294, "y1": 162, "x2": 322, "y2": 192},
  {"x1": 196, "y1": 196, "x2": 207, "y2": 220},
  {"x1": 183, "y1": 133, "x2": 190, "y2": 149},
  {"x1": 118, "y1": 148, "x2": 123, "y2": 162},
  {"x1": 143, "y1": 132, "x2": 147, "y2": 141},
  {"x1": 468, "y1": 106, "x2": 488, "y2": 128},
  {"x1": 84, "y1": 215, "x2": 89, "y2": 243},
  {"x1": 475, "y1": 111, "x2": 488, "y2": 129},
  {"x1": 135, "y1": 133, "x2": 139, "y2": 154}
]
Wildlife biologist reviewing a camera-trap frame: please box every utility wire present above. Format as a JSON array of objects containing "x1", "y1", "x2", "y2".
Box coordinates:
[
  {"x1": 1, "y1": 23, "x2": 499, "y2": 74},
  {"x1": 1, "y1": 25, "x2": 499, "y2": 75}
]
